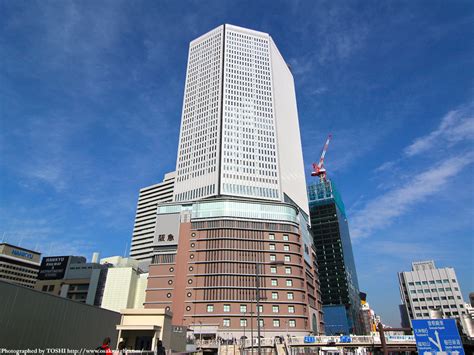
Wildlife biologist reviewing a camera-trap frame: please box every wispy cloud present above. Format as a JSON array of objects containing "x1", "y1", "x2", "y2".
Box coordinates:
[
  {"x1": 404, "y1": 103, "x2": 474, "y2": 157},
  {"x1": 351, "y1": 153, "x2": 474, "y2": 239}
]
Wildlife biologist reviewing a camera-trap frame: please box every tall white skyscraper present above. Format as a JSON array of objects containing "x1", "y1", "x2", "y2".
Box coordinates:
[{"x1": 173, "y1": 24, "x2": 309, "y2": 215}]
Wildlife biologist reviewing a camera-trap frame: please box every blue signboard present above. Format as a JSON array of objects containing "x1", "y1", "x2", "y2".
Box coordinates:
[
  {"x1": 304, "y1": 336, "x2": 315, "y2": 343},
  {"x1": 339, "y1": 335, "x2": 352, "y2": 343},
  {"x1": 412, "y1": 319, "x2": 464, "y2": 354}
]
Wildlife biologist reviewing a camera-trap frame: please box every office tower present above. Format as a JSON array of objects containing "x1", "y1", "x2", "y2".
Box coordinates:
[
  {"x1": 308, "y1": 179, "x2": 363, "y2": 335},
  {"x1": 173, "y1": 24, "x2": 308, "y2": 216},
  {"x1": 0, "y1": 243, "x2": 41, "y2": 288},
  {"x1": 398, "y1": 260, "x2": 468, "y2": 322},
  {"x1": 130, "y1": 171, "x2": 175, "y2": 263},
  {"x1": 143, "y1": 24, "x2": 324, "y2": 339}
]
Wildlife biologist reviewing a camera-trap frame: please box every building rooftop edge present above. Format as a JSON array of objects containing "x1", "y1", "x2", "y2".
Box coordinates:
[{"x1": 0, "y1": 243, "x2": 41, "y2": 255}]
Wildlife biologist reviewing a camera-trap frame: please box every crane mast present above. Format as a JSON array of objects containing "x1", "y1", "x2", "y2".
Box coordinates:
[{"x1": 311, "y1": 134, "x2": 332, "y2": 180}]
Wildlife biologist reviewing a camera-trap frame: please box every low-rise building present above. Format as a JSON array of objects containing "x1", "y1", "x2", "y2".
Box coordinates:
[
  {"x1": 100, "y1": 256, "x2": 148, "y2": 312},
  {"x1": 35, "y1": 253, "x2": 109, "y2": 305},
  {"x1": 0, "y1": 243, "x2": 41, "y2": 288}
]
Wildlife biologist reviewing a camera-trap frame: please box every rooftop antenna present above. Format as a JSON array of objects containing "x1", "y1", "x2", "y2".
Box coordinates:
[{"x1": 123, "y1": 242, "x2": 128, "y2": 258}]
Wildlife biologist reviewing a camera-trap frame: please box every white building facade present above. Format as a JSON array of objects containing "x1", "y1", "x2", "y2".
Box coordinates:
[
  {"x1": 100, "y1": 256, "x2": 148, "y2": 313},
  {"x1": 398, "y1": 261, "x2": 468, "y2": 322},
  {"x1": 130, "y1": 172, "x2": 175, "y2": 262},
  {"x1": 173, "y1": 24, "x2": 309, "y2": 215}
]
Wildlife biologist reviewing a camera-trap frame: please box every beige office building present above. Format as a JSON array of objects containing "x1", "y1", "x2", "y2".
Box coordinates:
[
  {"x1": 130, "y1": 172, "x2": 175, "y2": 263},
  {"x1": 0, "y1": 243, "x2": 41, "y2": 288}
]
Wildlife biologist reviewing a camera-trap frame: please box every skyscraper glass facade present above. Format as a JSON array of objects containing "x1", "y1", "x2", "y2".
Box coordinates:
[{"x1": 308, "y1": 179, "x2": 363, "y2": 335}]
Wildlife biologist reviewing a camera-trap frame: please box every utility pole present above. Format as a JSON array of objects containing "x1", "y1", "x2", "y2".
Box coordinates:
[
  {"x1": 199, "y1": 321, "x2": 203, "y2": 351},
  {"x1": 250, "y1": 309, "x2": 254, "y2": 354},
  {"x1": 256, "y1": 263, "x2": 262, "y2": 355}
]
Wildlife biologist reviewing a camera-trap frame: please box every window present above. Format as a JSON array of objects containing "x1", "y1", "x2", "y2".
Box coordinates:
[
  {"x1": 289, "y1": 320, "x2": 296, "y2": 328},
  {"x1": 408, "y1": 282, "x2": 414, "y2": 286},
  {"x1": 273, "y1": 319, "x2": 280, "y2": 327},
  {"x1": 223, "y1": 319, "x2": 230, "y2": 327},
  {"x1": 224, "y1": 304, "x2": 230, "y2": 312},
  {"x1": 272, "y1": 292, "x2": 278, "y2": 300},
  {"x1": 167, "y1": 293, "x2": 172, "y2": 298},
  {"x1": 285, "y1": 267, "x2": 291, "y2": 274},
  {"x1": 287, "y1": 292, "x2": 294, "y2": 300},
  {"x1": 288, "y1": 306, "x2": 295, "y2": 314},
  {"x1": 269, "y1": 234, "x2": 275, "y2": 240},
  {"x1": 422, "y1": 281, "x2": 428, "y2": 285},
  {"x1": 283, "y1": 245, "x2": 290, "y2": 251},
  {"x1": 270, "y1": 254, "x2": 276, "y2": 261},
  {"x1": 207, "y1": 305, "x2": 214, "y2": 313},
  {"x1": 410, "y1": 290, "x2": 417, "y2": 294},
  {"x1": 284, "y1": 255, "x2": 291, "y2": 262},
  {"x1": 240, "y1": 319, "x2": 247, "y2": 327},
  {"x1": 272, "y1": 305, "x2": 279, "y2": 313},
  {"x1": 270, "y1": 266, "x2": 277, "y2": 274},
  {"x1": 286, "y1": 279, "x2": 293, "y2": 287},
  {"x1": 258, "y1": 305, "x2": 263, "y2": 313},
  {"x1": 240, "y1": 305, "x2": 247, "y2": 313},
  {"x1": 283, "y1": 235, "x2": 289, "y2": 241},
  {"x1": 42, "y1": 285, "x2": 48, "y2": 292},
  {"x1": 269, "y1": 244, "x2": 276, "y2": 250},
  {"x1": 271, "y1": 279, "x2": 278, "y2": 286},
  {"x1": 259, "y1": 319, "x2": 264, "y2": 327},
  {"x1": 443, "y1": 279, "x2": 449, "y2": 283},
  {"x1": 186, "y1": 306, "x2": 191, "y2": 311}
]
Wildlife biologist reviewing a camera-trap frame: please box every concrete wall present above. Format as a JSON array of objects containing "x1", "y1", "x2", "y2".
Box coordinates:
[{"x1": 0, "y1": 280, "x2": 120, "y2": 349}]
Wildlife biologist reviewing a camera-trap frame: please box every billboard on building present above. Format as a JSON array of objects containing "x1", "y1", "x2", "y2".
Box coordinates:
[{"x1": 37, "y1": 256, "x2": 70, "y2": 280}]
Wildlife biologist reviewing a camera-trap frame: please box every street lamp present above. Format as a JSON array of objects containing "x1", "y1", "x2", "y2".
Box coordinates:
[
  {"x1": 199, "y1": 320, "x2": 203, "y2": 351},
  {"x1": 256, "y1": 260, "x2": 285, "y2": 355}
]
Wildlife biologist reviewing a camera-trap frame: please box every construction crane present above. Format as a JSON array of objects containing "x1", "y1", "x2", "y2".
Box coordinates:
[{"x1": 311, "y1": 134, "x2": 332, "y2": 180}]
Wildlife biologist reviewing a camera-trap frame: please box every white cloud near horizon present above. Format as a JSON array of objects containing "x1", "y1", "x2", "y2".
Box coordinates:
[{"x1": 351, "y1": 153, "x2": 474, "y2": 239}]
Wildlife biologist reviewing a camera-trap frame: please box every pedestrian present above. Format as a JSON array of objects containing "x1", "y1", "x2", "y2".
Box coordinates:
[
  {"x1": 117, "y1": 341, "x2": 127, "y2": 354},
  {"x1": 95, "y1": 337, "x2": 113, "y2": 355},
  {"x1": 156, "y1": 340, "x2": 166, "y2": 355}
]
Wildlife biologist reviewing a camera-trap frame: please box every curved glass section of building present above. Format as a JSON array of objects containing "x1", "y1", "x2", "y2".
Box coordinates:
[{"x1": 158, "y1": 199, "x2": 298, "y2": 223}]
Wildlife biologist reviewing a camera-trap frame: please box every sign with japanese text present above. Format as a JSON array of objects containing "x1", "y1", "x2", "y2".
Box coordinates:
[{"x1": 412, "y1": 319, "x2": 464, "y2": 355}]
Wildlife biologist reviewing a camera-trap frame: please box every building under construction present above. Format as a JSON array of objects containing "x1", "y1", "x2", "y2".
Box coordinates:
[{"x1": 308, "y1": 179, "x2": 364, "y2": 335}]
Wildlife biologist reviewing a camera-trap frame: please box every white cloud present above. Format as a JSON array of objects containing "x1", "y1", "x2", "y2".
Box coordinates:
[
  {"x1": 404, "y1": 104, "x2": 474, "y2": 157},
  {"x1": 351, "y1": 153, "x2": 474, "y2": 239}
]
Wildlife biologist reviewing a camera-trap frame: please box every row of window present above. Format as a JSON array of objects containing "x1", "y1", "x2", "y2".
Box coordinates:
[
  {"x1": 223, "y1": 318, "x2": 296, "y2": 328},
  {"x1": 411, "y1": 296, "x2": 461, "y2": 301},
  {"x1": 207, "y1": 304, "x2": 296, "y2": 314},
  {"x1": 410, "y1": 287, "x2": 458, "y2": 294},
  {"x1": 408, "y1": 279, "x2": 455, "y2": 286}
]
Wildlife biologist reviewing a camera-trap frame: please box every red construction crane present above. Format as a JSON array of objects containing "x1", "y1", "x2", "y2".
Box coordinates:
[{"x1": 311, "y1": 134, "x2": 332, "y2": 180}]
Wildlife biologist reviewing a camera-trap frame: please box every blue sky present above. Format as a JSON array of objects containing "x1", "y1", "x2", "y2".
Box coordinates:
[{"x1": 1, "y1": 0, "x2": 473, "y2": 326}]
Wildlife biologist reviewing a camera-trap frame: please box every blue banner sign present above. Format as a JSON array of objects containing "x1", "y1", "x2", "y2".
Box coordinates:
[
  {"x1": 303, "y1": 336, "x2": 315, "y2": 343},
  {"x1": 412, "y1": 319, "x2": 464, "y2": 354}
]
